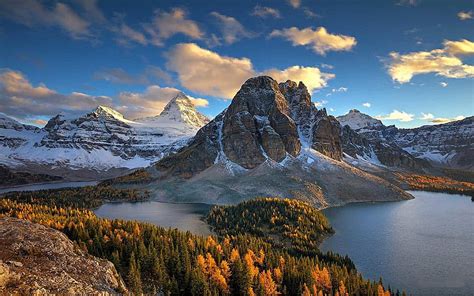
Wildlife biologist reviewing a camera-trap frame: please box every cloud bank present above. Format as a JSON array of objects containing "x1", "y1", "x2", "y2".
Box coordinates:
[
  {"x1": 269, "y1": 27, "x2": 357, "y2": 55},
  {"x1": 0, "y1": 69, "x2": 207, "y2": 121},
  {"x1": 166, "y1": 43, "x2": 334, "y2": 98},
  {"x1": 387, "y1": 39, "x2": 474, "y2": 83}
]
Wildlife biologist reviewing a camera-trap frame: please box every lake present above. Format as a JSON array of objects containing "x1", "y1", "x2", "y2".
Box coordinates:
[
  {"x1": 0, "y1": 181, "x2": 98, "y2": 195},
  {"x1": 320, "y1": 191, "x2": 474, "y2": 296},
  {"x1": 94, "y1": 201, "x2": 213, "y2": 236}
]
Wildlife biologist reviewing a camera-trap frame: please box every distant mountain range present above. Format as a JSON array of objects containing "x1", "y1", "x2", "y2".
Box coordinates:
[
  {"x1": 338, "y1": 109, "x2": 473, "y2": 170},
  {"x1": 0, "y1": 77, "x2": 472, "y2": 190},
  {"x1": 112, "y1": 77, "x2": 412, "y2": 205},
  {"x1": 0, "y1": 93, "x2": 208, "y2": 179}
]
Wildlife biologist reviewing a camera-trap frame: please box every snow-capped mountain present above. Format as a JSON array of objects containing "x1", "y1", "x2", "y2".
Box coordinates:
[
  {"x1": 0, "y1": 93, "x2": 208, "y2": 176},
  {"x1": 337, "y1": 110, "x2": 474, "y2": 170},
  {"x1": 337, "y1": 109, "x2": 384, "y2": 132},
  {"x1": 114, "y1": 77, "x2": 411, "y2": 206},
  {"x1": 136, "y1": 92, "x2": 209, "y2": 129}
]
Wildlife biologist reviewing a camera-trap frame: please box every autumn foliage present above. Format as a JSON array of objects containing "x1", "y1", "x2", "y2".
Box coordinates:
[
  {"x1": 0, "y1": 198, "x2": 400, "y2": 295},
  {"x1": 396, "y1": 173, "x2": 474, "y2": 196}
]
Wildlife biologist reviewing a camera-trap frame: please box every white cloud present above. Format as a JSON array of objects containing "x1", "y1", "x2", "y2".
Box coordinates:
[
  {"x1": 387, "y1": 39, "x2": 474, "y2": 83},
  {"x1": 419, "y1": 112, "x2": 434, "y2": 120},
  {"x1": 0, "y1": 69, "x2": 206, "y2": 121},
  {"x1": 210, "y1": 12, "x2": 253, "y2": 45},
  {"x1": 269, "y1": 26, "x2": 357, "y2": 55},
  {"x1": 321, "y1": 63, "x2": 334, "y2": 69},
  {"x1": 251, "y1": 5, "x2": 281, "y2": 18},
  {"x1": 166, "y1": 43, "x2": 255, "y2": 98},
  {"x1": 362, "y1": 102, "x2": 371, "y2": 108},
  {"x1": 314, "y1": 100, "x2": 328, "y2": 107},
  {"x1": 444, "y1": 39, "x2": 474, "y2": 55},
  {"x1": 76, "y1": 0, "x2": 106, "y2": 24},
  {"x1": 0, "y1": 0, "x2": 91, "y2": 39},
  {"x1": 118, "y1": 85, "x2": 208, "y2": 119},
  {"x1": 0, "y1": 69, "x2": 112, "y2": 119},
  {"x1": 419, "y1": 113, "x2": 466, "y2": 124},
  {"x1": 458, "y1": 11, "x2": 473, "y2": 20},
  {"x1": 288, "y1": 0, "x2": 301, "y2": 8},
  {"x1": 144, "y1": 8, "x2": 204, "y2": 46},
  {"x1": 375, "y1": 110, "x2": 414, "y2": 122},
  {"x1": 303, "y1": 7, "x2": 319, "y2": 19},
  {"x1": 397, "y1": 0, "x2": 419, "y2": 6},
  {"x1": 116, "y1": 23, "x2": 147, "y2": 46},
  {"x1": 440, "y1": 82, "x2": 448, "y2": 87},
  {"x1": 332, "y1": 87, "x2": 348, "y2": 92},
  {"x1": 263, "y1": 66, "x2": 334, "y2": 93},
  {"x1": 166, "y1": 43, "x2": 334, "y2": 98}
]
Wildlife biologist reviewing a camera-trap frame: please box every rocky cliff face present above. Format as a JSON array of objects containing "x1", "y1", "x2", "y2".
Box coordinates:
[
  {"x1": 0, "y1": 93, "x2": 208, "y2": 175},
  {"x1": 337, "y1": 110, "x2": 474, "y2": 170},
  {"x1": 139, "y1": 76, "x2": 413, "y2": 206},
  {"x1": 157, "y1": 76, "x2": 342, "y2": 177},
  {"x1": 0, "y1": 217, "x2": 127, "y2": 295},
  {"x1": 341, "y1": 125, "x2": 429, "y2": 170}
]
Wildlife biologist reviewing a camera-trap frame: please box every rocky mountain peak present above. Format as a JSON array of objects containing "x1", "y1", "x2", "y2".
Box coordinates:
[
  {"x1": 144, "y1": 92, "x2": 210, "y2": 129},
  {"x1": 0, "y1": 113, "x2": 38, "y2": 131},
  {"x1": 337, "y1": 109, "x2": 384, "y2": 131},
  {"x1": 155, "y1": 76, "x2": 343, "y2": 177}
]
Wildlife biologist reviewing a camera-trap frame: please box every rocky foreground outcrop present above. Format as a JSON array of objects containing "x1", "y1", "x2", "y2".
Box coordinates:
[{"x1": 0, "y1": 217, "x2": 127, "y2": 295}]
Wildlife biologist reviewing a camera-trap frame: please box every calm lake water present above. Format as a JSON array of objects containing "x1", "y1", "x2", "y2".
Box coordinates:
[
  {"x1": 0, "y1": 181, "x2": 98, "y2": 195},
  {"x1": 94, "y1": 201, "x2": 213, "y2": 236},
  {"x1": 321, "y1": 191, "x2": 474, "y2": 296}
]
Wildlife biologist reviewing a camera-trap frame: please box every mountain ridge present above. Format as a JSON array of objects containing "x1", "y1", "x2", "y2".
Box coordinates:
[
  {"x1": 337, "y1": 110, "x2": 473, "y2": 170},
  {"x1": 114, "y1": 76, "x2": 412, "y2": 206},
  {"x1": 0, "y1": 93, "x2": 208, "y2": 178}
]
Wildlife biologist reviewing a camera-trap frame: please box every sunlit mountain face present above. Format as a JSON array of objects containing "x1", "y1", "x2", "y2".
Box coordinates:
[{"x1": 0, "y1": 0, "x2": 472, "y2": 129}]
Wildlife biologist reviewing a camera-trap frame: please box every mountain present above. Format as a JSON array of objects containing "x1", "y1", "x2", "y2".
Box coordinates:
[
  {"x1": 0, "y1": 217, "x2": 127, "y2": 295},
  {"x1": 337, "y1": 109, "x2": 474, "y2": 170},
  {"x1": 0, "y1": 93, "x2": 208, "y2": 179},
  {"x1": 136, "y1": 92, "x2": 209, "y2": 129},
  {"x1": 112, "y1": 76, "x2": 411, "y2": 206}
]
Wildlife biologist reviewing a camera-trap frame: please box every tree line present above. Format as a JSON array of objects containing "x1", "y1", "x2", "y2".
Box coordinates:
[{"x1": 0, "y1": 195, "x2": 403, "y2": 295}]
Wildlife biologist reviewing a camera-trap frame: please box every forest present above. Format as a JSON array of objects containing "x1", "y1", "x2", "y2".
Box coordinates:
[
  {"x1": 0, "y1": 189, "x2": 403, "y2": 296},
  {"x1": 207, "y1": 198, "x2": 335, "y2": 257},
  {"x1": 396, "y1": 173, "x2": 474, "y2": 197},
  {"x1": 0, "y1": 165, "x2": 62, "y2": 186},
  {"x1": 2, "y1": 185, "x2": 149, "y2": 208}
]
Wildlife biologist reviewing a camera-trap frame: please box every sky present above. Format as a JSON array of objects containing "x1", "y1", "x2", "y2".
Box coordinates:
[{"x1": 0, "y1": 0, "x2": 473, "y2": 128}]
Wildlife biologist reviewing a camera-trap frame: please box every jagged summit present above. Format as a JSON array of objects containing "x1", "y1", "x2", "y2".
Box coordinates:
[
  {"x1": 155, "y1": 75, "x2": 343, "y2": 177},
  {"x1": 337, "y1": 109, "x2": 384, "y2": 131},
  {"x1": 136, "y1": 92, "x2": 209, "y2": 129},
  {"x1": 120, "y1": 76, "x2": 412, "y2": 206},
  {"x1": 91, "y1": 105, "x2": 132, "y2": 123},
  {"x1": 0, "y1": 93, "x2": 209, "y2": 173}
]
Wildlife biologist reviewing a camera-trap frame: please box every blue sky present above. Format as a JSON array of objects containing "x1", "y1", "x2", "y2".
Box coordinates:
[{"x1": 0, "y1": 0, "x2": 473, "y2": 128}]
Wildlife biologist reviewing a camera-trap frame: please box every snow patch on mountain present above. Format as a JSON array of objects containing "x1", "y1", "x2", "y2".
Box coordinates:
[
  {"x1": 337, "y1": 109, "x2": 384, "y2": 131},
  {"x1": 0, "y1": 93, "x2": 209, "y2": 173}
]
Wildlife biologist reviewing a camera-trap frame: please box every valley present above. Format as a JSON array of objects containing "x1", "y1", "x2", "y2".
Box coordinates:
[{"x1": 0, "y1": 76, "x2": 472, "y2": 295}]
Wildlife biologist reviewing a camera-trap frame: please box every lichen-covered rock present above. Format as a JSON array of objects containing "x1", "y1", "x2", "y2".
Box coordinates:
[{"x1": 0, "y1": 217, "x2": 127, "y2": 295}]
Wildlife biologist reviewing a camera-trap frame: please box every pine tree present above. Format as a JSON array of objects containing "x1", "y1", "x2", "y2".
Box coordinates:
[{"x1": 128, "y1": 252, "x2": 143, "y2": 295}]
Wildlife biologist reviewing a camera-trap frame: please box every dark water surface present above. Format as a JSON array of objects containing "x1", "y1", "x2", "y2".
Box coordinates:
[
  {"x1": 321, "y1": 191, "x2": 474, "y2": 295},
  {"x1": 94, "y1": 201, "x2": 213, "y2": 236}
]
